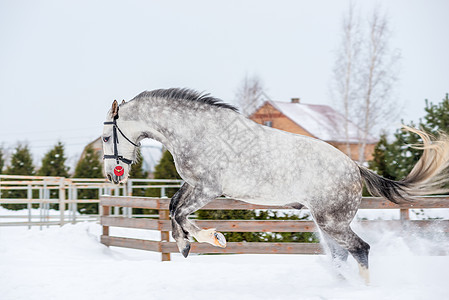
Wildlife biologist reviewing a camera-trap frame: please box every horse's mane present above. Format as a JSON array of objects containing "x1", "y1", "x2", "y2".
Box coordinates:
[{"x1": 132, "y1": 88, "x2": 239, "y2": 112}]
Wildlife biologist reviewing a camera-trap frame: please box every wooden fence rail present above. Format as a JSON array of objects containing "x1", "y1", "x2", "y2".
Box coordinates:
[{"x1": 100, "y1": 196, "x2": 449, "y2": 261}]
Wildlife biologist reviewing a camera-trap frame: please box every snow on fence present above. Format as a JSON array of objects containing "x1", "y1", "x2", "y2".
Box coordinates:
[{"x1": 100, "y1": 195, "x2": 449, "y2": 261}]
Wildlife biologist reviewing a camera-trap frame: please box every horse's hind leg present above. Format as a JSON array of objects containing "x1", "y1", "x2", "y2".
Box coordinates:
[
  {"x1": 319, "y1": 224, "x2": 370, "y2": 284},
  {"x1": 313, "y1": 209, "x2": 370, "y2": 284},
  {"x1": 321, "y1": 231, "x2": 349, "y2": 266},
  {"x1": 289, "y1": 203, "x2": 349, "y2": 266}
]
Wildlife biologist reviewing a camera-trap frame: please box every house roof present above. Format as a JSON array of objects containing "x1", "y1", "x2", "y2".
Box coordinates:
[{"x1": 267, "y1": 101, "x2": 377, "y2": 144}]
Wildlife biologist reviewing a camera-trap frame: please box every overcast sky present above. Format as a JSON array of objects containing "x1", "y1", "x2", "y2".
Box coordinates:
[{"x1": 1, "y1": 0, "x2": 448, "y2": 169}]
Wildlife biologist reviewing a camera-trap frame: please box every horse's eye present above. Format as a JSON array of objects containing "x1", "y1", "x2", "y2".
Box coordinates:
[{"x1": 103, "y1": 136, "x2": 111, "y2": 142}]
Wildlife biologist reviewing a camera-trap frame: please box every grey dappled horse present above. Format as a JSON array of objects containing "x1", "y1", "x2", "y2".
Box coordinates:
[{"x1": 102, "y1": 88, "x2": 449, "y2": 284}]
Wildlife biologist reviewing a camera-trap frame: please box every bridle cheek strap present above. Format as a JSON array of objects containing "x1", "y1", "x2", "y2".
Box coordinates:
[{"x1": 103, "y1": 119, "x2": 140, "y2": 165}]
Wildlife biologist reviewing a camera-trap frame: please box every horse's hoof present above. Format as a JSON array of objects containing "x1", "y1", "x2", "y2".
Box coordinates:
[
  {"x1": 176, "y1": 239, "x2": 191, "y2": 258},
  {"x1": 181, "y1": 243, "x2": 191, "y2": 258},
  {"x1": 194, "y1": 228, "x2": 227, "y2": 248},
  {"x1": 358, "y1": 265, "x2": 370, "y2": 285},
  {"x1": 213, "y1": 232, "x2": 227, "y2": 248}
]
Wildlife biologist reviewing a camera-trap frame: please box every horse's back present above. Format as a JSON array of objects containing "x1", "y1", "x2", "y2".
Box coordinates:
[{"x1": 222, "y1": 124, "x2": 362, "y2": 207}]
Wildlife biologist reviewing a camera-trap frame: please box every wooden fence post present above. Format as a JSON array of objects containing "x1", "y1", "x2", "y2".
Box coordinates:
[
  {"x1": 400, "y1": 208, "x2": 410, "y2": 221},
  {"x1": 27, "y1": 184, "x2": 32, "y2": 230},
  {"x1": 59, "y1": 178, "x2": 65, "y2": 226},
  {"x1": 400, "y1": 208, "x2": 410, "y2": 231},
  {"x1": 158, "y1": 198, "x2": 171, "y2": 262},
  {"x1": 103, "y1": 203, "x2": 110, "y2": 244}
]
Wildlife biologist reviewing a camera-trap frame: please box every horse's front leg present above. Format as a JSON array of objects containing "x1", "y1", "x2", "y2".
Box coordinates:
[
  {"x1": 172, "y1": 185, "x2": 226, "y2": 257},
  {"x1": 169, "y1": 183, "x2": 194, "y2": 257}
]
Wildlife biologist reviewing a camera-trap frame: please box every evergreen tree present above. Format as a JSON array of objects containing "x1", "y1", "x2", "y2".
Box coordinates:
[
  {"x1": 2, "y1": 144, "x2": 35, "y2": 210},
  {"x1": 146, "y1": 150, "x2": 181, "y2": 198},
  {"x1": 368, "y1": 133, "x2": 393, "y2": 179},
  {"x1": 37, "y1": 142, "x2": 70, "y2": 208},
  {"x1": 129, "y1": 150, "x2": 149, "y2": 180},
  {"x1": 73, "y1": 145, "x2": 103, "y2": 214},
  {"x1": 421, "y1": 94, "x2": 449, "y2": 189},
  {"x1": 388, "y1": 120, "x2": 423, "y2": 180},
  {"x1": 38, "y1": 141, "x2": 70, "y2": 177},
  {"x1": 0, "y1": 147, "x2": 4, "y2": 174},
  {"x1": 369, "y1": 94, "x2": 449, "y2": 181},
  {"x1": 368, "y1": 122, "x2": 428, "y2": 180},
  {"x1": 369, "y1": 121, "x2": 422, "y2": 181},
  {"x1": 74, "y1": 145, "x2": 103, "y2": 178},
  {"x1": 153, "y1": 150, "x2": 180, "y2": 180},
  {"x1": 6, "y1": 144, "x2": 35, "y2": 176},
  {"x1": 422, "y1": 93, "x2": 449, "y2": 135}
]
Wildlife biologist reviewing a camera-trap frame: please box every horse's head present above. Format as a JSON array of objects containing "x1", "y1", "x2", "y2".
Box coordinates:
[{"x1": 102, "y1": 100, "x2": 141, "y2": 185}]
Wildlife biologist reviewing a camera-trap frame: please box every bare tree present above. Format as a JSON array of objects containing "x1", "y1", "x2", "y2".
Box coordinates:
[
  {"x1": 331, "y1": 4, "x2": 400, "y2": 163},
  {"x1": 235, "y1": 74, "x2": 267, "y2": 116},
  {"x1": 356, "y1": 7, "x2": 400, "y2": 163},
  {"x1": 331, "y1": 2, "x2": 361, "y2": 159}
]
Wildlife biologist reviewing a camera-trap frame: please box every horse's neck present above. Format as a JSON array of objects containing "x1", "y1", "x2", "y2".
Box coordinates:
[{"x1": 129, "y1": 99, "x2": 230, "y2": 152}]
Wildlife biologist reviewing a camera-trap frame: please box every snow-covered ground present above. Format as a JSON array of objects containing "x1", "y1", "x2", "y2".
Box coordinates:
[{"x1": 1, "y1": 208, "x2": 449, "y2": 300}]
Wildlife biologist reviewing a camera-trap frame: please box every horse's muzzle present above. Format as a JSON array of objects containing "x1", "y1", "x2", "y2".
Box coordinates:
[{"x1": 107, "y1": 173, "x2": 123, "y2": 185}]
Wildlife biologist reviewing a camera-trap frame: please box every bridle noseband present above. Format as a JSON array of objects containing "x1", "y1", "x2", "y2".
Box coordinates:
[{"x1": 103, "y1": 115, "x2": 140, "y2": 165}]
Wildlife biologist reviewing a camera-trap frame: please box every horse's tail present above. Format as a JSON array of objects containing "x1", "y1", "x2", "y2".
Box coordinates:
[{"x1": 358, "y1": 126, "x2": 449, "y2": 204}]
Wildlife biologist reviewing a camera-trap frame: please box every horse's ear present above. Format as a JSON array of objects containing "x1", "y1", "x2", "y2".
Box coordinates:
[
  {"x1": 121, "y1": 100, "x2": 126, "y2": 105},
  {"x1": 111, "y1": 100, "x2": 119, "y2": 118}
]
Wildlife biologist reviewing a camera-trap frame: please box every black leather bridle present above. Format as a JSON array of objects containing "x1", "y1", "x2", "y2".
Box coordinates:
[{"x1": 103, "y1": 114, "x2": 140, "y2": 165}]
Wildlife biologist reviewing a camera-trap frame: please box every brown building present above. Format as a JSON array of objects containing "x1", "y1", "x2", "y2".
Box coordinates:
[
  {"x1": 249, "y1": 99, "x2": 378, "y2": 162},
  {"x1": 83, "y1": 137, "x2": 103, "y2": 161}
]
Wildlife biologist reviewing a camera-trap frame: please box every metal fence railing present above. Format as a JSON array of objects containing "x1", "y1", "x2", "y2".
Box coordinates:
[{"x1": 0, "y1": 175, "x2": 182, "y2": 228}]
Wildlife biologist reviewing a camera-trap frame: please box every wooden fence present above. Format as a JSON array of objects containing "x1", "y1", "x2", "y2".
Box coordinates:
[{"x1": 100, "y1": 195, "x2": 449, "y2": 261}]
